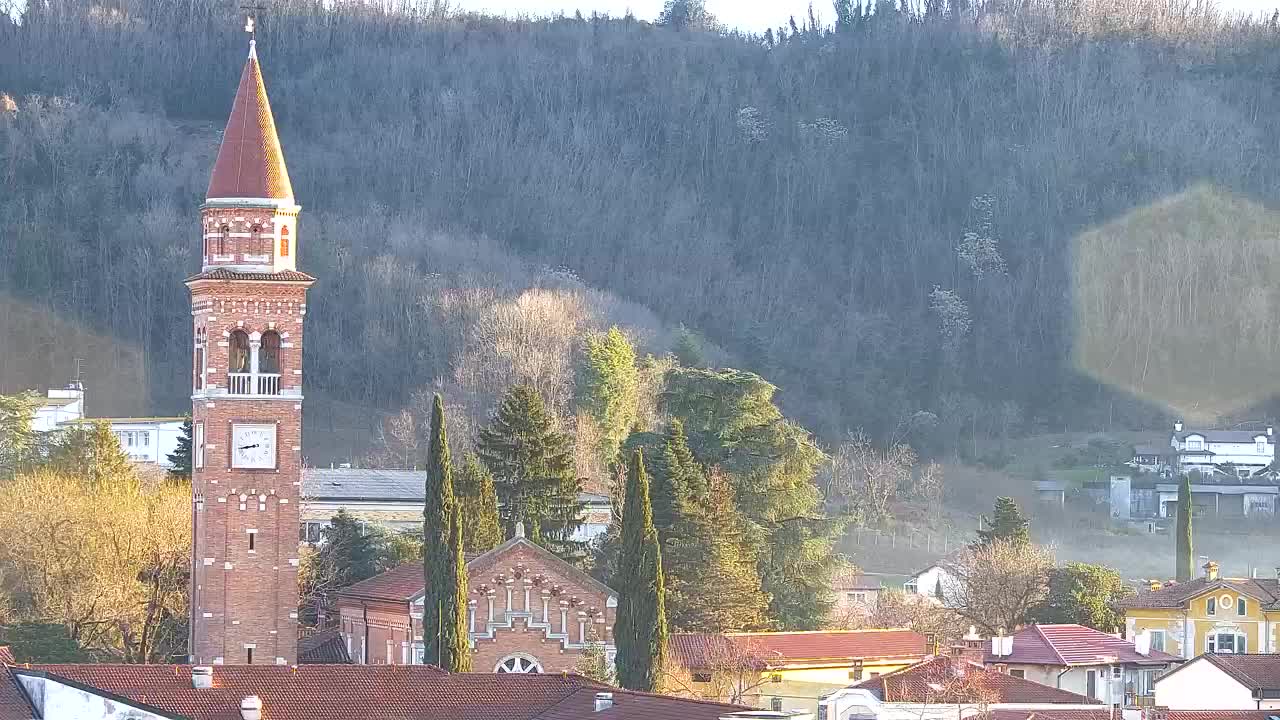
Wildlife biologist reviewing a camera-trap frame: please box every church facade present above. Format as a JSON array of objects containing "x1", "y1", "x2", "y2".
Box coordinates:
[{"x1": 187, "y1": 35, "x2": 314, "y2": 666}]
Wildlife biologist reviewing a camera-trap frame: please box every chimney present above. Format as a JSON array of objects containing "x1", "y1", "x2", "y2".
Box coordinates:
[
  {"x1": 240, "y1": 696, "x2": 263, "y2": 720},
  {"x1": 594, "y1": 692, "x2": 614, "y2": 712},
  {"x1": 515, "y1": 521, "x2": 526, "y2": 539},
  {"x1": 192, "y1": 666, "x2": 213, "y2": 689},
  {"x1": 1203, "y1": 561, "x2": 1219, "y2": 581},
  {"x1": 1269, "y1": 426, "x2": 1274, "y2": 438},
  {"x1": 1134, "y1": 629, "x2": 1151, "y2": 657},
  {"x1": 1174, "y1": 420, "x2": 1183, "y2": 433}
]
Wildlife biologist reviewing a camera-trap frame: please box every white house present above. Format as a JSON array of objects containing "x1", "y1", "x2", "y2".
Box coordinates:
[
  {"x1": 1169, "y1": 422, "x2": 1275, "y2": 479},
  {"x1": 30, "y1": 385, "x2": 84, "y2": 433},
  {"x1": 905, "y1": 562, "x2": 955, "y2": 604},
  {"x1": 1154, "y1": 652, "x2": 1280, "y2": 710}
]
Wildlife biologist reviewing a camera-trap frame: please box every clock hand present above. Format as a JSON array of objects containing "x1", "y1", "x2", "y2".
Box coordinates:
[{"x1": 238, "y1": 444, "x2": 260, "y2": 450}]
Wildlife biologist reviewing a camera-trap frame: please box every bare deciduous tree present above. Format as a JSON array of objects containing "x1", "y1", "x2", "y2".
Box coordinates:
[{"x1": 943, "y1": 540, "x2": 1054, "y2": 635}]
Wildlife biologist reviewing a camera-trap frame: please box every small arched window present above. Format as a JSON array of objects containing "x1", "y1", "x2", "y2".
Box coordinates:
[
  {"x1": 259, "y1": 330, "x2": 281, "y2": 374},
  {"x1": 228, "y1": 330, "x2": 250, "y2": 373},
  {"x1": 279, "y1": 226, "x2": 290, "y2": 257},
  {"x1": 218, "y1": 225, "x2": 231, "y2": 256},
  {"x1": 250, "y1": 225, "x2": 263, "y2": 255}
]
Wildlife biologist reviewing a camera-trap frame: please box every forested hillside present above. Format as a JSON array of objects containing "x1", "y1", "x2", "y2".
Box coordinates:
[{"x1": 5, "y1": 0, "x2": 1280, "y2": 455}]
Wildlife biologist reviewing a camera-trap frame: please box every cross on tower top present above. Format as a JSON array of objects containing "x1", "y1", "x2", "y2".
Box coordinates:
[{"x1": 240, "y1": 4, "x2": 266, "y2": 57}]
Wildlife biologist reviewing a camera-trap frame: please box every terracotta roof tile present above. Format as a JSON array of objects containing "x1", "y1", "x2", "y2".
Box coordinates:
[
  {"x1": 297, "y1": 629, "x2": 352, "y2": 664},
  {"x1": 13, "y1": 664, "x2": 623, "y2": 720},
  {"x1": 856, "y1": 656, "x2": 1100, "y2": 704},
  {"x1": 986, "y1": 624, "x2": 1182, "y2": 666},
  {"x1": 0, "y1": 649, "x2": 33, "y2": 720},
  {"x1": 186, "y1": 269, "x2": 316, "y2": 283},
  {"x1": 207, "y1": 45, "x2": 293, "y2": 201},
  {"x1": 670, "y1": 629, "x2": 926, "y2": 670},
  {"x1": 534, "y1": 686, "x2": 748, "y2": 720},
  {"x1": 1120, "y1": 577, "x2": 1280, "y2": 610},
  {"x1": 337, "y1": 538, "x2": 617, "y2": 605},
  {"x1": 1201, "y1": 653, "x2": 1280, "y2": 690}
]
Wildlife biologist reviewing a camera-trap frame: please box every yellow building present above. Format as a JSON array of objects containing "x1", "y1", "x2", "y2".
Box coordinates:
[
  {"x1": 1122, "y1": 561, "x2": 1280, "y2": 659},
  {"x1": 667, "y1": 629, "x2": 928, "y2": 714}
]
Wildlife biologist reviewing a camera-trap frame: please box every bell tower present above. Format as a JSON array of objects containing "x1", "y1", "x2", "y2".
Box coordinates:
[{"x1": 187, "y1": 26, "x2": 314, "y2": 666}]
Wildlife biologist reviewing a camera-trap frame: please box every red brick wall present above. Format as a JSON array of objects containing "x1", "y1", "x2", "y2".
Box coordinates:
[
  {"x1": 338, "y1": 540, "x2": 616, "y2": 673},
  {"x1": 189, "y1": 275, "x2": 310, "y2": 666},
  {"x1": 200, "y1": 205, "x2": 299, "y2": 270}
]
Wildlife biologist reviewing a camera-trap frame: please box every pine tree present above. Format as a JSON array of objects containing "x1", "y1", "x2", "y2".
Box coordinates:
[
  {"x1": 672, "y1": 326, "x2": 704, "y2": 368},
  {"x1": 476, "y1": 385, "x2": 582, "y2": 550},
  {"x1": 46, "y1": 420, "x2": 135, "y2": 485},
  {"x1": 667, "y1": 469, "x2": 768, "y2": 632},
  {"x1": 420, "y1": 394, "x2": 469, "y2": 671},
  {"x1": 455, "y1": 452, "x2": 503, "y2": 552},
  {"x1": 577, "y1": 326, "x2": 639, "y2": 464},
  {"x1": 976, "y1": 496, "x2": 1030, "y2": 546},
  {"x1": 167, "y1": 416, "x2": 193, "y2": 482},
  {"x1": 650, "y1": 420, "x2": 704, "y2": 544},
  {"x1": 1176, "y1": 474, "x2": 1194, "y2": 582},
  {"x1": 0, "y1": 391, "x2": 40, "y2": 476},
  {"x1": 614, "y1": 450, "x2": 668, "y2": 691}
]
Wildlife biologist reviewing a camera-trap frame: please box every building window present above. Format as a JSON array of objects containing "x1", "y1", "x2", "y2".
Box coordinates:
[
  {"x1": 246, "y1": 648, "x2": 254, "y2": 664},
  {"x1": 1187, "y1": 437, "x2": 1203, "y2": 451},
  {"x1": 259, "y1": 330, "x2": 281, "y2": 374},
  {"x1": 250, "y1": 224, "x2": 263, "y2": 255},
  {"x1": 248, "y1": 531, "x2": 256, "y2": 552},
  {"x1": 1009, "y1": 669, "x2": 1025, "y2": 678},
  {"x1": 1149, "y1": 630, "x2": 1165, "y2": 653},
  {"x1": 280, "y1": 226, "x2": 290, "y2": 257},
  {"x1": 692, "y1": 672, "x2": 712, "y2": 683},
  {"x1": 218, "y1": 225, "x2": 230, "y2": 255},
  {"x1": 771, "y1": 698, "x2": 784, "y2": 712},
  {"x1": 903, "y1": 581, "x2": 918, "y2": 594},
  {"x1": 1238, "y1": 598, "x2": 1247, "y2": 616},
  {"x1": 1207, "y1": 631, "x2": 1246, "y2": 654},
  {"x1": 194, "y1": 422, "x2": 204, "y2": 469},
  {"x1": 1207, "y1": 597, "x2": 1216, "y2": 615},
  {"x1": 495, "y1": 654, "x2": 542, "y2": 673},
  {"x1": 194, "y1": 327, "x2": 207, "y2": 390},
  {"x1": 847, "y1": 592, "x2": 867, "y2": 603},
  {"x1": 229, "y1": 330, "x2": 250, "y2": 373},
  {"x1": 141, "y1": 432, "x2": 149, "y2": 447}
]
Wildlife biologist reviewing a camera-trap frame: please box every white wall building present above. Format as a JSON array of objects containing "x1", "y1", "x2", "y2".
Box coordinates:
[
  {"x1": 31, "y1": 385, "x2": 85, "y2": 433},
  {"x1": 1170, "y1": 422, "x2": 1275, "y2": 478},
  {"x1": 1154, "y1": 653, "x2": 1280, "y2": 710},
  {"x1": 26, "y1": 387, "x2": 185, "y2": 468}
]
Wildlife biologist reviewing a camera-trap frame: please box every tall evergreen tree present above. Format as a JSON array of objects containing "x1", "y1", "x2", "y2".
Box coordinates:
[
  {"x1": 46, "y1": 420, "x2": 134, "y2": 485},
  {"x1": 577, "y1": 326, "x2": 639, "y2": 464},
  {"x1": 976, "y1": 496, "x2": 1030, "y2": 546},
  {"x1": 1176, "y1": 474, "x2": 1194, "y2": 582},
  {"x1": 0, "y1": 391, "x2": 40, "y2": 476},
  {"x1": 420, "y1": 394, "x2": 469, "y2": 671},
  {"x1": 663, "y1": 368, "x2": 841, "y2": 629},
  {"x1": 666, "y1": 469, "x2": 768, "y2": 632},
  {"x1": 613, "y1": 450, "x2": 668, "y2": 691},
  {"x1": 649, "y1": 419, "x2": 703, "y2": 544},
  {"x1": 455, "y1": 452, "x2": 503, "y2": 552},
  {"x1": 476, "y1": 385, "x2": 583, "y2": 550},
  {"x1": 672, "y1": 326, "x2": 704, "y2": 368},
  {"x1": 166, "y1": 416, "x2": 193, "y2": 482}
]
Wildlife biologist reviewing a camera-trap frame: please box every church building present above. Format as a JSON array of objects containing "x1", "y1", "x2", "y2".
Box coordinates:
[{"x1": 187, "y1": 31, "x2": 313, "y2": 666}]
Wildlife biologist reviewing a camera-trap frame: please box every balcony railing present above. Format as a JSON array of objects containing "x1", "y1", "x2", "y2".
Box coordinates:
[{"x1": 227, "y1": 372, "x2": 282, "y2": 396}]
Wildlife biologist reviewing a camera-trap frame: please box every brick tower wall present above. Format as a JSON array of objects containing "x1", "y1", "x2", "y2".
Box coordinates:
[{"x1": 189, "y1": 277, "x2": 310, "y2": 665}]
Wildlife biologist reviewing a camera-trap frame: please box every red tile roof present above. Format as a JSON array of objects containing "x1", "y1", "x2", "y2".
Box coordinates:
[
  {"x1": 0, "y1": 649, "x2": 33, "y2": 720},
  {"x1": 185, "y1": 269, "x2": 316, "y2": 283},
  {"x1": 337, "y1": 538, "x2": 616, "y2": 605},
  {"x1": 670, "y1": 629, "x2": 926, "y2": 670},
  {"x1": 987, "y1": 713, "x2": 1280, "y2": 720},
  {"x1": 986, "y1": 624, "x2": 1182, "y2": 666},
  {"x1": 5, "y1": 664, "x2": 741, "y2": 720},
  {"x1": 206, "y1": 44, "x2": 293, "y2": 201},
  {"x1": 1194, "y1": 653, "x2": 1280, "y2": 690},
  {"x1": 856, "y1": 656, "x2": 1100, "y2": 704},
  {"x1": 1119, "y1": 577, "x2": 1280, "y2": 610},
  {"x1": 534, "y1": 686, "x2": 748, "y2": 720}
]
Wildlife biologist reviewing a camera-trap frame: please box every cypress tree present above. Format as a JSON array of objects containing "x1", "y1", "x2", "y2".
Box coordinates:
[
  {"x1": 476, "y1": 385, "x2": 582, "y2": 549},
  {"x1": 614, "y1": 450, "x2": 668, "y2": 691},
  {"x1": 421, "y1": 394, "x2": 469, "y2": 671},
  {"x1": 456, "y1": 452, "x2": 503, "y2": 552},
  {"x1": 1176, "y1": 474, "x2": 1194, "y2": 582}
]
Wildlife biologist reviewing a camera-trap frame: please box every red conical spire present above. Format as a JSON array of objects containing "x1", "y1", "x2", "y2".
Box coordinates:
[{"x1": 206, "y1": 41, "x2": 294, "y2": 201}]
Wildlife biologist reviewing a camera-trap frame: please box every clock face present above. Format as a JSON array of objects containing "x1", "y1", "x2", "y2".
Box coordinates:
[{"x1": 231, "y1": 424, "x2": 276, "y2": 469}]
